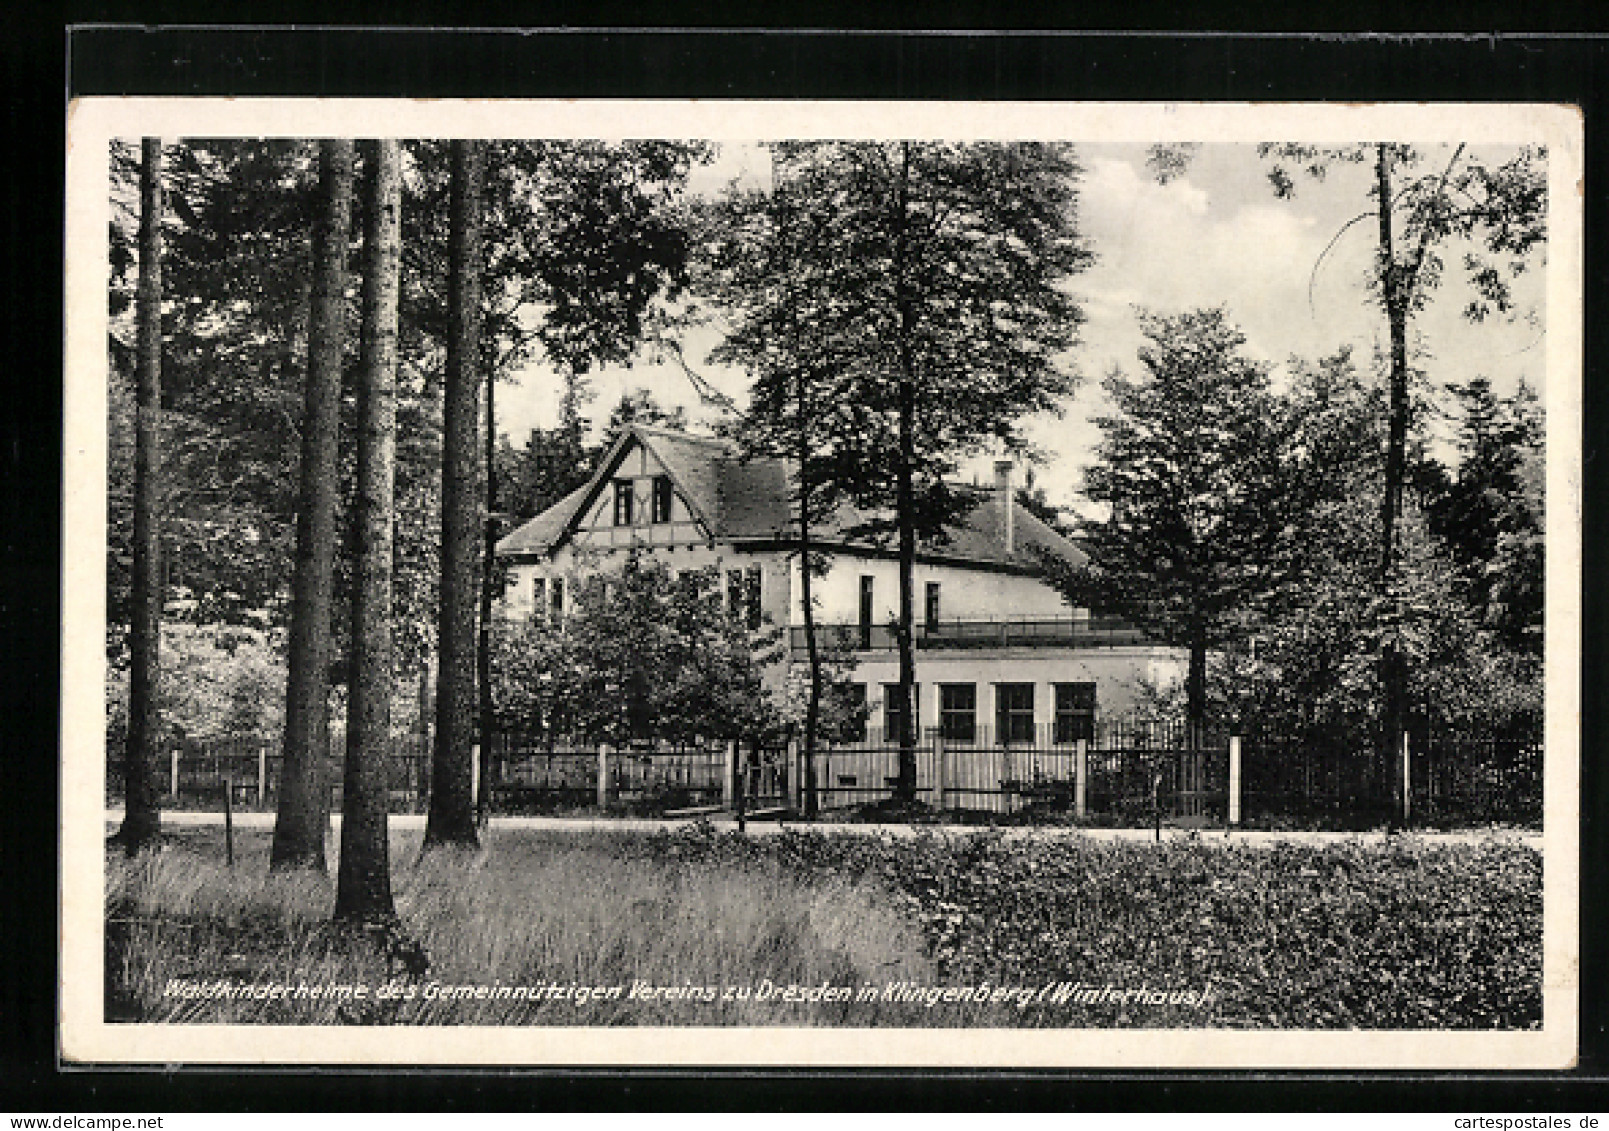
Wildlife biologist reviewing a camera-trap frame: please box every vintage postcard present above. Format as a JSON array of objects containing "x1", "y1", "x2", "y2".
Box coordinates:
[{"x1": 61, "y1": 98, "x2": 1582, "y2": 1068}]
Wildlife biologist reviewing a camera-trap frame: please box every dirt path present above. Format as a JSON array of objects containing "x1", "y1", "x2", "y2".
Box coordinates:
[{"x1": 104, "y1": 808, "x2": 1542, "y2": 850}]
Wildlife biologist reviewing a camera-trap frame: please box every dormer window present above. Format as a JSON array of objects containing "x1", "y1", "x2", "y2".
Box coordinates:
[
  {"x1": 651, "y1": 475, "x2": 673, "y2": 524},
  {"x1": 613, "y1": 480, "x2": 635, "y2": 526}
]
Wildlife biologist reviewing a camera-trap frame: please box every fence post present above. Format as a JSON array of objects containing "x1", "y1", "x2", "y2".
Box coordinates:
[
  {"x1": 257, "y1": 742, "x2": 268, "y2": 807},
  {"x1": 786, "y1": 738, "x2": 799, "y2": 811},
  {"x1": 597, "y1": 743, "x2": 611, "y2": 809},
  {"x1": 1074, "y1": 738, "x2": 1087, "y2": 819},
  {"x1": 722, "y1": 739, "x2": 736, "y2": 810},
  {"x1": 170, "y1": 747, "x2": 180, "y2": 801},
  {"x1": 933, "y1": 731, "x2": 947, "y2": 811},
  {"x1": 1228, "y1": 735, "x2": 1241, "y2": 830},
  {"x1": 222, "y1": 773, "x2": 234, "y2": 867}
]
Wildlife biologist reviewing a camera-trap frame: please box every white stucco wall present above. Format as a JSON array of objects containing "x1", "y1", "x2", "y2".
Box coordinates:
[
  {"x1": 791, "y1": 553, "x2": 1078, "y2": 626},
  {"x1": 504, "y1": 542, "x2": 792, "y2": 628}
]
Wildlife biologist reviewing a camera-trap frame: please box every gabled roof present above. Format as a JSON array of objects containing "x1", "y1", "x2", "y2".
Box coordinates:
[
  {"x1": 495, "y1": 483, "x2": 592, "y2": 557},
  {"x1": 495, "y1": 424, "x2": 1089, "y2": 573}
]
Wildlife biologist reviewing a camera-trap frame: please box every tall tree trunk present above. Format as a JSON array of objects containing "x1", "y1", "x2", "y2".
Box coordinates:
[
  {"x1": 891, "y1": 142, "x2": 919, "y2": 804},
  {"x1": 425, "y1": 139, "x2": 484, "y2": 849},
  {"x1": 417, "y1": 656, "x2": 434, "y2": 797},
  {"x1": 1186, "y1": 630, "x2": 1208, "y2": 749},
  {"x1": 272, "y1": 139, "x2": 354, "y2": 871},
  {"x1": 798, "y1": 447, "x2": 821, "y2": 819},
  {"x1": 1375, "y1": 144, "x2": 1410, "y2": 824},
  {"x1": 115, "y1": 137, "x2": 165, "y2": 856},
  {"x1": 477, "y1": 317, "x2": 496, "y2": 826},
  {"x1": 334, "y1": 138, "x2": 402, "y2": 923},
  {"x1": 779, "y1": 161, "x2": 822, "y2": 819}
]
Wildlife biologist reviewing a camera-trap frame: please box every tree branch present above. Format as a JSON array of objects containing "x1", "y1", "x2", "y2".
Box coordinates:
[
  {"x1": 1308, "y1": 210, "x2": 1378, "y2": 317},
  {"x1": 1402, "y1": 143, "x2": 1467, "y2": 307}
]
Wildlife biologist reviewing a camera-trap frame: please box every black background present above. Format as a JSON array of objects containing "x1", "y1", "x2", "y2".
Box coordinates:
[{"x1": 6, "y1": 11, "x2": 1608, "y2": 1113}]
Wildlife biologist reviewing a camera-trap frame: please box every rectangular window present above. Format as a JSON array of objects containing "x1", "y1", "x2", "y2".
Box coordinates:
[
  {"x1": 995, "y1": 683, "x2": 1036, "y2": 746},
  {"x1": 727, "y1": 569, "x2": 744, "y2": 620},
  {"x1": 1054, "y1": 682, "x2": 1097, "y2": 745},
  {"x1": 532, "y1": 576, "x2": 547, "y2": 623},
  {"x1": 924, "y1": 581, "x2": 941, "y2": 631},
  {"x1": 744, "y1": 566, "x2": 763, "y2": 630},
  {"x1": 858, "y1": 575, "x2": 875, "y2": 649},
  {"x1": 549, "y1": 577, "x2": 564, "y2": 626},
  {"x1": 613, "y1": 480, "x2": 634, "y2": 526},
  {"x1": 939, "y1": 683, "x2": 976, "y2": 744},
  {"x1": 652, "y1": 475, "x2": 673, "y2": 524},
  {"x1": 883, "y1": 682, "x2": 920, "y2": 744}
]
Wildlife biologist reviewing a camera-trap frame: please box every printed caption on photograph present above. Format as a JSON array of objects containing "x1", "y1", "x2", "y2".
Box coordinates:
[{"x1": 163, "y1": 976, "x2": 1219, "y2": 1012}]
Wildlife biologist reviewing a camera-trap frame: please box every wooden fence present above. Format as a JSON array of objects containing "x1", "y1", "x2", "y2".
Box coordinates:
[
  {"x1": 106, "y1": 732, "x2": 432, "y2": 813},
  {"x1": 1235, "y1": 729, "x2": 1542, "y2": 828},
  {"x1": 106, "y1": 720, "x2": 1542, "y2": 828},
  {"x1": 804, "y1": 719, "x2": 1228, "y2": 820}
]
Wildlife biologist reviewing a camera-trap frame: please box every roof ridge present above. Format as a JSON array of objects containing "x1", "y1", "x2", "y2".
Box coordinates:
[
  {"x1": 631, "y1": 422, "x2": 731, "y2": 447},
  {"x1": 499, "y1": 423, "x2": 1087, "y2": 571}
]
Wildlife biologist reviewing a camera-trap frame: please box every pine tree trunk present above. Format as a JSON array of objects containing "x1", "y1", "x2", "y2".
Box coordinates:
[
  {"x1": 477, "y1": 318, "x2": 496, "y2": 825},
  {"x1": 272, "y1": 139, "x2": 353, "y2": 871},
  {"x1": 334, "y1": 138, "x2": 402, "y2": 923},
  {"x1": 116, "y1": 137, "x2": 166, "y2": 856},
  {"x1": 425, "y1": 139, "x2": 484, "y2": 849}
]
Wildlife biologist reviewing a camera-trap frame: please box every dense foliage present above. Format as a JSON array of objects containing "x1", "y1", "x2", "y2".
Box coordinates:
[
  {"x1": 1212, "y1": 349, "x2": 1541, "y2": 740},
  {"x1": 655, "y1": 825, "x2": 1542, "y2": 1029},
  {"x1": 1422, "y1": 376, "x2": 1545, "y2": 657},
  {"x1": 489, "y1": 552, "x2": 786, "y2": 746},
  {"x1": 1072, "y1": 307, "x2": 1292, "y2": 727},
  {"x1": 107, "y1": 624, "x2": 287, "y2": 746},
  {"x1": 1062, "y1": 320, "x2": 1543, "y2": 747}
]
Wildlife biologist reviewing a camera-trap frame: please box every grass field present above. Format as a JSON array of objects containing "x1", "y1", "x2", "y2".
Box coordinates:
[{"x1": 105, "y1": 823, "x2": 1542, "y2": 1028}]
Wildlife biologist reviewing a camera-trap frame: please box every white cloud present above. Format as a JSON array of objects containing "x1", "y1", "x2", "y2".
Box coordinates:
[{"x1": 499, "y1": 144, "x2": 1548, "y2": 513}]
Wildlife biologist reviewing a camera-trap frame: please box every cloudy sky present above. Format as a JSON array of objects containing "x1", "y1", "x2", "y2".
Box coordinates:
[{"x1": 497, "y1": 141, "x2": 1547, "y2": 515}]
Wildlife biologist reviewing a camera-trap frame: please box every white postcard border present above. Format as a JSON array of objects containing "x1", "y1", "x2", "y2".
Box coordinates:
[{"x1": 61, "y1": 97, "x2": 1583, "y2": 1069}]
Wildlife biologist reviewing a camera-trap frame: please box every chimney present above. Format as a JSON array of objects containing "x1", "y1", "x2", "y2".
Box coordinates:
[{"x1": 994, "y1": 459, "x2": 1015, "y2": 554}]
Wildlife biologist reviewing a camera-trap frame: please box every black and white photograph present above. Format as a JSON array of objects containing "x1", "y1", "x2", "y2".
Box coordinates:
[{"x1": 59, "y1": 98, "x2": 1581, "y2": 1069}]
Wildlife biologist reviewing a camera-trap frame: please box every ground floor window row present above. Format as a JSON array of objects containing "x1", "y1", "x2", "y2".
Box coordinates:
[{"x1": 841, "y1": 680, "x2": 1098, "y2": 746}]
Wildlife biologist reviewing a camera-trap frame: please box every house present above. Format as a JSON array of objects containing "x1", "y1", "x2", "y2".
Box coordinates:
[{"x1": 494, "y1": 424, "x2": 1186, "y2": 747}]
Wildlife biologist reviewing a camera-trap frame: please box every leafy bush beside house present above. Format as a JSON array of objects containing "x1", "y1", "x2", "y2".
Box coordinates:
[
  {"x1": 777, "y1": 650, "x2": 871, "y2": 748},
  {"x1": 490, "y1": 551, "x2": 790, "y2": 746}
]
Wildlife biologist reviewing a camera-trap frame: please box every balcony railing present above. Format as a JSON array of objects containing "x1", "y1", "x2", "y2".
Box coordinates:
[{"x1": 789, "y1": 616, "x2": 1153, "y2": 653}]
